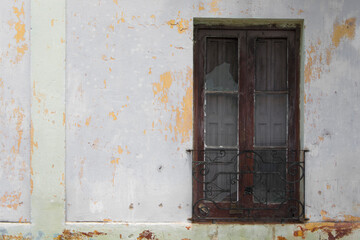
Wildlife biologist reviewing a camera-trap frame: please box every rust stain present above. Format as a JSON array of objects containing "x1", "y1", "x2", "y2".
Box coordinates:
[
  {"x1": 318, "y1": 136, "x2": 324, "y2": 141},
  {"x1": 0, "y1": 78, "x2": 3, "y2": 88},
  {"x1": 185, "y1": 226, "x2": 191, "y2": 230},
  {"x1": 344, "y1": 215, "x2": 360, "y2": 221},
  {"x1": 54, "y1": 230, "x2": 106, "y2": 240},
  {"x1": 327, "y1": 184, "x2": 331, "y2": 189},
  {"x1": 0, "y1": 192, "x2": 22, "y2": 210},
  {"x1": 137, "y1": 230, "x2": 158, "y2": 240},
  {"x1": 0, "y1": 234, "x2": 30, "y2": 240},
  {"x1": 277, "y1": 237, "x2": 287, "y2": 240},
  {"x1": 294, "y1": 222, "x2": 360, "y2": 240},
  {"x1": 129, "y1": 203, "x2": 134, "y2": 209}
]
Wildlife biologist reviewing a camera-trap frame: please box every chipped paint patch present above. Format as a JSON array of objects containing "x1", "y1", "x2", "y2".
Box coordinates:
[
  {"x1": 173, "y1": 68, "x2": 193, "y2": 143},
  {"x1": 137, "y1": 230, "x2": 158, "y2": 240},
  {"x1": 7, "y1": 1, "x2": 28, "y2": 63},
  {"x1": 208, "y1": 0, "x2": 221, "y2": 14},
  {"x1": 0, "y1": 233, "x2": 30, "y2": 240},
  {"x1": 305, "y1": 18, "x2": 356, "y2": 84},
  {"x1": 54, "y1": 230, "x2": 106, "y2": 240},
  {"x1": 153, "y1": 72, "x2": 173, "y2": 108},
  {"x1": 294, "y1": 222, "x2": 360, "y2": 240},
  {"x1": 153, "y1": 68, "x2": 193, "y2": 143},
  {"x1": 0, "y1": 192, "x2": 22, "y2": 210},
  {"x1": 167, "y1": 12, "x2": 190, "y2": 34}
]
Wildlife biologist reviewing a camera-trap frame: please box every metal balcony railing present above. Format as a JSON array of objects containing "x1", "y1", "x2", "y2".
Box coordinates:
[{"x1": 189, "y1": 149, "x2": 308, "y2": 222}]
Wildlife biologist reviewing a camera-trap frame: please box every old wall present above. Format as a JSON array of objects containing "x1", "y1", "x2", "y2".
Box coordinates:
[
  {"x1": 0, "y1": 0, "x2": 360, "y2": 239},
  {"x1": 0, "y1": 0, "x2": 30, "y2": 222}
]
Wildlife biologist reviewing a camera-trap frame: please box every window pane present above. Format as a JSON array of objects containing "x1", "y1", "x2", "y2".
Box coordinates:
[
  {"x1": 205, "y1": 38, "x2": 238, "y2": 91},
  {"x1": 255, "y1": 39, "x2": 287, "y2": 91},
  {"x1": 205, "y1": 94, "x2": 238, "y2": 147},
  {"x1": 255, "y1": 94, "x2": 287, "y2": 146}
]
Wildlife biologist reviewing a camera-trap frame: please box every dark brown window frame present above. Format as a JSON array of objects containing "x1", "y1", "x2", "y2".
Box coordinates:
[{"x1": 192, "y1": 23, "x2": 304, "y2": 222}]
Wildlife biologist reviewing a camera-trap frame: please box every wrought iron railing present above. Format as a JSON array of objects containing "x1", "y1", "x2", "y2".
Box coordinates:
[{"x1": 189, "y1": 149, "x2": 308, "y2": 222}]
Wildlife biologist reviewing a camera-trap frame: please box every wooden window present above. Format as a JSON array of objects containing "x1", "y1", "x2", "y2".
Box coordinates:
[{"x1": 192, "y1": 25, "x2": 303, "y2": 222}]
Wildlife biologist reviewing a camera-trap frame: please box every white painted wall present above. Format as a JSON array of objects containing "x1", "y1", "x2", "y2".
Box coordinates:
[
  {"x1": 0, "y1": 0, "x2": 30, "y2": 222},
  {"x1": 65, "y1": 0, "x2": 360, "y2": 223},
  {"x1": 0, "y1": 0, "x2": 359, "y2": 226}
]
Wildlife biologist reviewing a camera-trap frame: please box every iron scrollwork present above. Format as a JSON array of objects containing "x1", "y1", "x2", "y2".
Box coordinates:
[{"x1": 190, "y1": 149, "x2": 307, "y2": 222}]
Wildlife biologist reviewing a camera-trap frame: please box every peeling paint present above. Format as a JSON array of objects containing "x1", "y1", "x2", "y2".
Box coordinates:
[
  {"x1": 305, "y1": 18, "x2": 356, "y2": 84},
  {"x1": 294, "y1": 222, "x2": 360, "y2": 240},
  {"x1": 0, "y1": 234, "x2": 30, "y2": 240},
  {"x1": 167, "y1": 12, "x2": 190, "y2": 34},
  {"x1": 137, "y1": 230, "x2": 158, "y2": 240},
  {"x1": 208, "y1": 0, "x2": 221, "y2": 14},
  {"x1": 54, "y1": 230, "x2": 106, "y2": 240},
  {"x1": 0, "y1": 191, "x2": 22, "y2": 210}
]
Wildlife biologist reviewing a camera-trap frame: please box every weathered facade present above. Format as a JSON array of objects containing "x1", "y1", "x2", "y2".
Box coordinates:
[{"x1": 0, "y1": 0, "x2": 360, "y2": 239}]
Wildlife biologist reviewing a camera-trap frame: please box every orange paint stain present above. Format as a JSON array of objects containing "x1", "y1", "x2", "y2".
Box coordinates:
[
  {"x1": 63, "y1": 112, "x2": 66, "y2": 126},
  {"x1": 109, "y1": 111, "x2": 118, "y2": 120},
  {"x1": 295, "y1": 222, "x2": 360, "y2": 240},
  {"x1": 13, "y1": 3, "x2": 25, "y2": 43},
  {"x1": 332, "y1": 18, "x2": 356, "y2": 48},
  {"x1": 173, "y1": 67, "x2": 193, "y2": 143},
  {"x1": 209, "y1": 0, "x2": 221, "y2": 14},
  {"x1": 199, "y1": 2, "x2": 205, "y2": 11},
  {"x1": 118, "y1": 146, "x2": 124, "y2": 154},
  {"x1": 153, "y1": 71, "x2": 173, "y2": 107},
  {"x1": 51, "y1": 19, "x2": 55, "y2": 27},
  {"x1": 125, "y1": 146, "x2": 130, "y2": 154},
  {"x1": 0, "y1": 192, "x2": 22, "y2": 210},
  {"x1": 113, "y1": 0, "x2": 118, "y2": 5},
  {"x1": 12, "y1": 107, "x2": 25, "y2": 156},
  {"x1": 103, "y1": 218, "x2": 112, "y2": 222},
  {"x1": 167, "y1": 17, "x2": 190, "y2": 34},
  {"x1": 305, "y1": 18, "x2": 356, "y2": 84},
  {"x1": 85, "y1": 116, "x2": 91, "y2": 126}
]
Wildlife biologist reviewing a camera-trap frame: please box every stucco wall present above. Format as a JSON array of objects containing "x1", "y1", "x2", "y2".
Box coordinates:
[
  {"x1": 0, "y1": 0, "x2": 30, "y2": 222},
  {"x1": 65, "y1": 0, "x2": 360, "y2": 223},
  {"x1": 0, "y1": 0, "x2": 360, "y2": 239}
]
